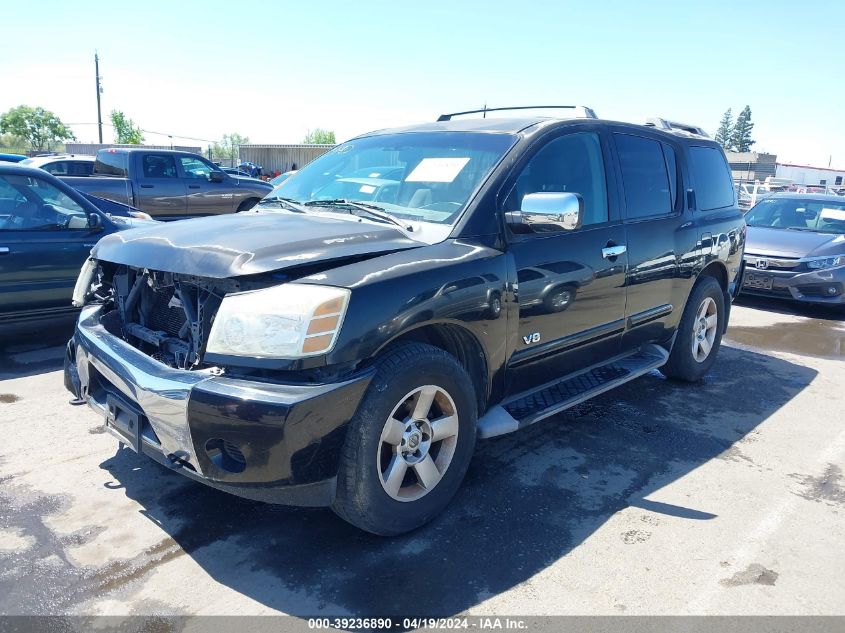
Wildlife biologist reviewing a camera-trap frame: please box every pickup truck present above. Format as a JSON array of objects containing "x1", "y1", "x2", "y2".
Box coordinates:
[
  {"x1": 65, "y1": 107, "x2": 746, "y2": 535},
  {"x1": 61, "y1": 148, "x2": 273, "y2": 220}
]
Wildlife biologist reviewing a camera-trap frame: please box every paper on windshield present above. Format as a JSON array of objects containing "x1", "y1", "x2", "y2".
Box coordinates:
[
  {"x1": 820, "y1": 208, "x2": 845, "y2": 221},
  {"x1": 406, "y1": 157, "x2": 470, "y2": 183}
]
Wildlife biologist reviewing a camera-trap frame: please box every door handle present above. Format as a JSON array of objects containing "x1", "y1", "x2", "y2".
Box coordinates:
[
  {"x1": 140, "y1": 184, "x2": 154, "y2": 189},
  {"x1": 0, "y1": 247, "x2": 9, "y2": 255},
  {"x1": 188, "y1": 184, "x2": 200, "y2": 189},
  {"x1": 602, "y1": 244, "x2": 627, "y2": 259}
]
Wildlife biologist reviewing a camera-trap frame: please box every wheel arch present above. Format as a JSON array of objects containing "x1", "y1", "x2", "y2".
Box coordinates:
[
  {"x1": 693, "y1": 261, "x2": 731, "y2": 333},
  {"x1": 376, "y1": 321, "x2": 489, "y2": 414}
]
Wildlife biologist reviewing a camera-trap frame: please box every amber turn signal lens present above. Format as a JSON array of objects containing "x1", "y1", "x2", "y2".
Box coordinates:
[
  {"x1": 307, "y1": 315, "x2": 340, "y2": 335},
  {"x1": 301, "y1": 334, "x2": 334, "y2": 354},
  {"x1": 314, "y1": 297, "x2": 345, "y2": 316}
]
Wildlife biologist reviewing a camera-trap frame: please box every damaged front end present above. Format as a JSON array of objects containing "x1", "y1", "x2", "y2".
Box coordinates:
[{"x1": 79, "y1": 260, "x2": 260, "y2": 370}]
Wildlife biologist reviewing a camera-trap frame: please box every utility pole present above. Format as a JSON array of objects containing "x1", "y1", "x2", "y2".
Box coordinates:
[{"x1": 94, "y1": 51, "x2": 103, "y2": 143}]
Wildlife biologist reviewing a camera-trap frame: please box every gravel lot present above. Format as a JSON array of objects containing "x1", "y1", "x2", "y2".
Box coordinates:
[{"x1": 1, "y1": 296, "x2": 843, "y2": 617}]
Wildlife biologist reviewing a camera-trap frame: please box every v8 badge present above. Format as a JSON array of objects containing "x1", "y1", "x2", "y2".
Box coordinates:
[{"x1": 522, "y1": 332, "x2": 541, "y2": 345}]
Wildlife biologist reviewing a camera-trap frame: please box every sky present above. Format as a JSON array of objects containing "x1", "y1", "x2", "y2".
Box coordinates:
[{"x1": 1, "y1": 0, "x2": 842, "y2": 168}]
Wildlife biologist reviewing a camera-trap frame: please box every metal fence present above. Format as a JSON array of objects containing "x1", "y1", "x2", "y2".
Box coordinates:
[{"x1": 238, "y1": 144, "x2": 334, "y2": 174}]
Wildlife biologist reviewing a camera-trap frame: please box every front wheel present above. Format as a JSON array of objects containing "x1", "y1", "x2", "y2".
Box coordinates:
[
  {"x1": 660, "y1": 276, "x2": 725, "y2": 382},
  {"x1": 332, "y1": 342, "x2": 477, "y2": 535}
]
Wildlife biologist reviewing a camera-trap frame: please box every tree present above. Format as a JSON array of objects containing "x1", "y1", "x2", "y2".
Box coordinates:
[
  {"x1": 714, "y1": 108, "x2": 734, "y2": 150},
  {"x1": 303, "y1": 128, "x2": 336, "y2": 144},
  {"x1": 0, "y1": 105, "x2": 76, "y2": 151},
  {"x1": 212, "y1": 132, "x2": 249, "y2": 163},
  {"x1": 110, "y1": 110, "x2": 144, "y2": 144},
  {"x1": 730, "y1": 105, "x2": 755, "y2": 152},
  {"x1": 0, "y1": 132, "x2": 28, "y2": 151}
]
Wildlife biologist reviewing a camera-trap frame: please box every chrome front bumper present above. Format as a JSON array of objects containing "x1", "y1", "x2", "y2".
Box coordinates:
[
  {"x1": 71, "y1": 305, "x2": 219, "y2": 473},
  {"x1": 66, "y1": 305, "x2": 373, "y2": 503}
]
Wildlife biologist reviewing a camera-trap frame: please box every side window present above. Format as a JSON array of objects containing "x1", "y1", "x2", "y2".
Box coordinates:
[
  {"x1": 614, "y1": 134, "x2": 672, "y2": 219},
  {"x1": 662, "y1": 144, "x2": 678, "y2": 209},
  {"x1": 505, "y1": 132, "x2": 608, "y2": 226},
  {"x1": 43, "y1": 161, "x2": 68, "y2": 176},
  {"x1": 68, "y1": 161, "x2": 95, "y2": 176},
  {"x1": 142, "y1": 154, "x2": 178, "y2": 179},
  {"x1": 179, "y1": 156, "x2": 214, "y2": 179},
  {"x1": 689, "y1": 146, "x2": 735, "y2": 210},
  {"x1": 0, "y1": 175, "x2": 89, "y2": 231}
]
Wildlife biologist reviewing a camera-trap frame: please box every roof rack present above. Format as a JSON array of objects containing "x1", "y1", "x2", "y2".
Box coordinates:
[
  {"x1": 437, "y1": 105, "x2": 598, "y2": 122},
  {"x1": 644, "y1": 117, "x2": 710, "y2": 138}
]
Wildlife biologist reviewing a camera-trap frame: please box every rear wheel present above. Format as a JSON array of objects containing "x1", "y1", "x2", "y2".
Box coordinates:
[
  {"x1": 333, "y1": 342, "x2": 477, "y2": 535},
  {"x1": 660, "y1": 276, "x2": 725, "y2": 382}
]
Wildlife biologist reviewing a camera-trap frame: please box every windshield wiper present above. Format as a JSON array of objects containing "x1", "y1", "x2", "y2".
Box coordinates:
[
  {"x1": 303, "y1": 199, "x2": 414, "y2": 231},
  {"x1": 256, "y1": 197, "x2": 307, "y2": 212}
]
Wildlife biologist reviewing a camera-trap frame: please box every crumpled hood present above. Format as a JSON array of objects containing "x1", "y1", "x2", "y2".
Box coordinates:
[
  {"x1": 746, "y1": 226, "x2": 845, "y2": 258},
  {"x1": 92, "y1": 210, "x2": 422, "y2": 278}
]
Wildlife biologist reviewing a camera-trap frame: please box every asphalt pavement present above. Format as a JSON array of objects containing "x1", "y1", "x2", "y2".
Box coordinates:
[{"x1": 1, "y1": 297, "x2": 843, "y2": 617}]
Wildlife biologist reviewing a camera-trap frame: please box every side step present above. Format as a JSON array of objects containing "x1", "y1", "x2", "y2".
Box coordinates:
[{"x1": 477, "y1": 344, "x2": 669, "y2": 439}]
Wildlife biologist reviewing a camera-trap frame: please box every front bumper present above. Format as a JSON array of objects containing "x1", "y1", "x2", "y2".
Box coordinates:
[
  {"x1": 65, "y1": 305, "x2": 373, "y2": 506},
  {"x1": 740, "y1": 260, "x2": 845, "y2": 305}
]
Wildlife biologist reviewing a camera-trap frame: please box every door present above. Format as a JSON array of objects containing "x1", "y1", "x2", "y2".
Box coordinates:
[
  {"x1": 0, "y1": 173, "x2": 102, "y2": 319},
  {"x1": 611, "y1": 131, "x2": 696, "y2": 350},
  {"x1": 504, "y1": 130, "x2": 629, "y2": 395},
  {"x1": 135, "y1": 153, "x2": 187, "y2": 219},
  {"x1": 178, "y1": 154, "x2": 237, "y2": 216}
]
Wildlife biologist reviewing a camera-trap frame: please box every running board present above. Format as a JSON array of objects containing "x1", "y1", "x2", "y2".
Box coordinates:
[{"x1": 477, "y1": 344, "x2": 669, "y2": 439}]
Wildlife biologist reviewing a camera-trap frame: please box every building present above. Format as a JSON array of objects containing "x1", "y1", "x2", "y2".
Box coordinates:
[
  {"x1": 724, "y1": 151, "x2": 777, "y2": 183},
  {"x1": 775, "y1": 163, "x2": 845, "y2": 187},
  {"x1": 237, "y1": 144, "x2": 334, "y2": 174}
]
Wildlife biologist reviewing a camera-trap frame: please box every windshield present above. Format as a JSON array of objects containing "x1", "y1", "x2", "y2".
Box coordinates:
[
  {"x1": 746, "y1": 197, "x2": 845, "y2": 234},
  {"x1": 267, "y1": 132, "x2": 515, "y2": 227}
]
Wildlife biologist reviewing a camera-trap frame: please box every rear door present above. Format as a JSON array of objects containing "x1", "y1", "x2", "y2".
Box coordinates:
[
  {"x1": 177, "y1": 154, "x2": 236, "y2": 216},
  {"x1": 0, "y1": 174, "x2": 102, "y2": 319},
  {"x1": 135, "y1": 153, "x2": 187, "y2": 219},
  {"x1": 610, "y1": 130, "x2": 697, "y2": 351}
]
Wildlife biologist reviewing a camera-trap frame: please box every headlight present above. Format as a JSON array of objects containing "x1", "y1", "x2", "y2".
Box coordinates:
[
  {"x1": 206, "y1": 283, "x2": 350, "y2": 358},
  {"x1": 806, "y1": 255, "x2": 845, "y2": 270}
]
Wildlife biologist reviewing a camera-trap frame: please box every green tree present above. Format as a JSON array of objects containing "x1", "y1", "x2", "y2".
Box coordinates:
[
  {"x1": 714, "y1": 108, "x2": 734, "y2": 150},
  {"x1": 730, "y1": 105, "x2": 755, "y2": 152},
  {"x1": 0, "y1": 132, "x2": 28, "y2": 151},
  {"x1": 0, "y1": 105, "x2": 76, "y2": 151},
  {"x1": 212, "y1": 132, "x2": 249, "y2": 163},
  {"x1": 303, "y1": 128, "x2": 336, "y2": 144},
  {"x1": 110, "y1": 110, "x2": 144, "y2": 144}
]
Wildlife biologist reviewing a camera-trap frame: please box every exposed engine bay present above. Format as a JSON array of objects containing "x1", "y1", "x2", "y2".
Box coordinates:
[{"x1": 85, "y1": 263, "x2": 251, "y2": 369}]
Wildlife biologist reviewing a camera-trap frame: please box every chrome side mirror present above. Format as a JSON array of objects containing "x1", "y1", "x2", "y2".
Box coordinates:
[{"x1": 506, "y1": 192, "x2": 584, "y2": 233}]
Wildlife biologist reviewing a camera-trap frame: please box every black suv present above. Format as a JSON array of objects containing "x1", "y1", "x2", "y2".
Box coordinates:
[{"x1": 65, "y1": 107, "x2": 745, "y2": 535}]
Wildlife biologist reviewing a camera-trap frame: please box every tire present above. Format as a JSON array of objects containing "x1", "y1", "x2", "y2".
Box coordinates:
[
  {"x1": 332, "y1": 342, "x2": 477, "y2": 535},
  {"x1": 543, "y1": 285, "x2": 576, "y2": 313},
  {"x1": 660, "y1": 276, "x2": 725, "y2": 382},
  {"x1": 237, "y1": 198, "x2": 259, "y2": 212}
]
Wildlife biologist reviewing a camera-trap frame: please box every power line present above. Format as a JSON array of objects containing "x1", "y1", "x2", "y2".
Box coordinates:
[{"x1": 66, "y1": 121, "x2": 218, "y2": 144}]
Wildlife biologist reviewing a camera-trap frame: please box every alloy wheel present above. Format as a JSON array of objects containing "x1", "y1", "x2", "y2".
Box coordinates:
[{"x1": 377, "y1": 385, "x2": 459, "y2": 502}]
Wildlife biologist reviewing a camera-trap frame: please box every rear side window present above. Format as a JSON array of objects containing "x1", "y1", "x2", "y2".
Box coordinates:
[
  {"x1": 68, "y1": 161, "x2": 94, "y2": 176},
  {"x1": 614, "y1": 134, "x2": 672, "y2": 218},
  {"x1": 43, "y1": 161, "x2": 69, "y2": 176},
  {"x1": 689, "y1": 146, "x2": 735, "y2": 210},
  {"x1": 94, "y1": 151, "x2": 129, "y2": 177},
  {"x1": 141, "y1": 154, "x2": 178, "y2": 179}
]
